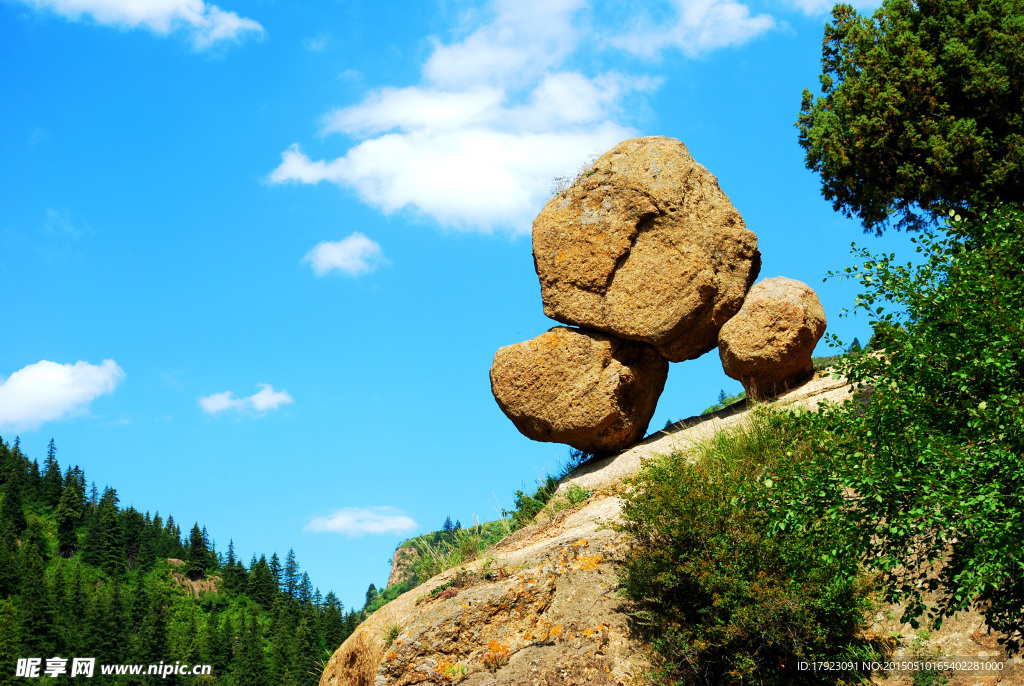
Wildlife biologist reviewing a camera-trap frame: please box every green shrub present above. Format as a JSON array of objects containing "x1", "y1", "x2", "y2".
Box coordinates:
[
  {"x1": 503, "y1": 475, "x2": 558, "y2": 532},
  {"x1": 565, "y1": 483, "x2": 590, "y2": 506},
  {"x1": 383, "y1": 622, "x2": 401, "y2": 649},
  {"x1": 763, "y1": 205, "x2": 1024, "y2": 649},
  {"x1": 617, "y1": 411, "x2": 876, "y2": 685}
]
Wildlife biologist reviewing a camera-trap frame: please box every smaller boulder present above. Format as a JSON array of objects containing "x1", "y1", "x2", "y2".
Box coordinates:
[
  {"x1": 490, "y1": 327, "x2": 668, "y2": 454},
  {"x1": 718, "y1": 277, "x2": 826, "y2": 398}
]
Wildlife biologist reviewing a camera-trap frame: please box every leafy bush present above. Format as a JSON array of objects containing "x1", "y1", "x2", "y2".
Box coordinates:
[
  {"x1": 762, "y1": 204, "x2": 1024, "y2": 649},
  {"x1": 503, "y1": 474, "x2": 558, "y2": 532},
  {"x1": 565, "y1": 483, "x2": 591, "y2": 506},
  {"x1": 617, "y1": 410, "x2": 876, "y2": 685}
]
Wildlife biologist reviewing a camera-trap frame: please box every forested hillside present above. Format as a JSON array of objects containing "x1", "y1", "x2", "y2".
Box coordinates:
[{"x1": 0, "y1": 437, "x2": 365, "y2": 685}]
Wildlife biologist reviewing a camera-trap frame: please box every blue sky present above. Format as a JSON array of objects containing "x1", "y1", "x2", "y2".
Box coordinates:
[{"x1": 1, "y1": 0, "x2": 913, "y2": 610}]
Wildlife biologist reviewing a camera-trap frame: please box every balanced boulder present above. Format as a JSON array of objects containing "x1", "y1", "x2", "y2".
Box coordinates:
[
  {"x1": 533, "y1": 136, "x2": 761, "y2": 362},
  {"x1": 718, "y1": 277, "x2": 827, "y2": 398},
  {"x1": 490, "y1": 327, "x2": 668, "y2": 454}
]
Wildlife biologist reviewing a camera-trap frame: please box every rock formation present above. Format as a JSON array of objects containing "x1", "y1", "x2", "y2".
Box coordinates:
[
  {"x1": 532, "y1": 136, "x2": 761, "y2": 362},
  {"x1": 320, "y1": 378, "x2": 1023, "y2": 686},
  {"x1": 490, "y1": 327, "x2": 667, "y2": 454},
  {"x1": 718, "y1": 276, "x2": 827, "y2": 398}
]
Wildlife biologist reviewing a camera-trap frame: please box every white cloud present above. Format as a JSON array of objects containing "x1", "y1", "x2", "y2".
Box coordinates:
[
  {"x1": 199, "y1": 383, "x2": 293, "y2": 415},
  {"x1": 609, "y1": 0, "x2": 775, "y2": 58},
  {"x1": 0, "y1": 359, "x2": 125, "y2": 431},
  {"x1": 15, "y1": 0, "x2": 263, "y2": 49},
  {"x1": 304, "y1": 233, "x2": 387, "y2": 276},
  {"x1": 268, "y1": 0, "x2": 773, "y2": 233},
  {"x1": 305, "y1": 507, "x2": 418, "y2": 536},
  {"x1": 303, "y1": 33, "x2": 331, "y2": 52},
  {"x1": 779, "y1": 0, "x2": 877, "y2": 15}
]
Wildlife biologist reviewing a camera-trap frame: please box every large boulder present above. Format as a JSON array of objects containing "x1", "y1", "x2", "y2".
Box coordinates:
[
  {"x1": 490, "y1": 327, "x2": 668, "y2": 454},
  {"x1": 533, "y1": 136, "x2": 761, "y2": 362},
  {"x1": 718, "y1": 277, "x2": 827, "y2": 398}
]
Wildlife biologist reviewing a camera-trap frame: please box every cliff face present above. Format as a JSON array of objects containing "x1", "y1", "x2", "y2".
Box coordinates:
[
  {"x1": 320, "y1": 375, "x2": 1024, "y2": 685},
  {"x1": 386, "y1": 546, "x2": 419, "y2": 589},
  {"x1": 322, "y1": 496, "x2": 645, "y2": 686}
]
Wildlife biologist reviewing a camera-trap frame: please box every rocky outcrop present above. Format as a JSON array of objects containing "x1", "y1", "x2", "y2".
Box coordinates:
[
  {"x1": 320, "y1": 498, "x2": 650, "y2": 686},
  {"x1": 718, "y1": 277, "x2": 827, "y2": 398},
  {"x1": 533, "y1": 136, "x2": 761, "y2": 362},
  {"x1": 388, "y1": 546, "x2": 420, "y2": 589},
  {"x1": 490, "y1": 327, "x2": 668, "y2": 454},
  {"x1": 320, "y1": 376, "x2": 1024, "y2": 686}
]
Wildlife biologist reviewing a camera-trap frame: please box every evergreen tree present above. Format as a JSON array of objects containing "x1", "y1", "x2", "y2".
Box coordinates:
[
  {"x1": 220, "y1": 614, "x2": 237, "y2": 674},
  {"x1": 202, "y1": 606, "x2": 230, "y2": 672},
  {"x1": 222, "y1": 539, "x2": 246, "y2": 594},
  {"x1": 63, "y1": 561, "x2": 88, "y2": 654},
  {"x1": 284, "y1": 548, "x2": 299, "y2": 599},
  {"x1": 797, "y1": 0, "x2": 1024, "y2": 233},
  {"x1": 269, "y1": 596, "x2": 297, "y2": 684},
  {"x1": 247, "y1": 556, "x2": 277, "y2": 610},
  {"x1": 0, "y1": 528, "x2": 18, "y2": 598},
  {"x1": 121, "y1": 506, "x2": 146, "y2": 571},
  {"x1": 292, "y1": 616, "x2": 320, "y2": 686},
  {"x1": 0, "y1": 469, "x2": 27, "y2": 536},
  {"x1": 132, "y1": 581, "x2": 168, "y2": 665},
  {"x1": 233, "y1": 610, "x2": 270, "y2": 686},
  {"x1": 41, "y1": 439, "x2": 63, "y2": 507},
  {"x1": 321, "y1": 593, "x2": 346, "y2": 651},
  {"x1": 17, "y1": 541, "x2": 56, "y2": 656},
  {"x1": 0, "y1": 599, "x2": 21, "y2": 686},
  {"x1": 55, "y1": 475, "x2": 84, "y2": 557},
  {"x1": 26, "y1": 459, "x2": 42, "y2": 505},
  {"x1": 186, "y1": 523, "x2": 209, "y2": 580},
  {"x1": 365, "y1": 583, "x2": 378, "y2": 607},
  {"x1": 83, "y1": 487, "x2": 123, "y2": 576},
  {"x1": 297, "y1": 573, "x2": 313, "y2": 605},
  {"x1": 269, "y1": 552, "x2": 283, "y2": 591}
]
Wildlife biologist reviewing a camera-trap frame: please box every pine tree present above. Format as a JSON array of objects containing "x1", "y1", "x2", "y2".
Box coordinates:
[
  {"x1": 269, "y1": 596, "x2": 297, "y2": 684},
  {"x1": 202, "y1": 606, "x2": 230, "y2": 672},
  {"x1": 17, "y1": 541, "x2": 56, "y2": 656},
  {"x1": 132, "y1": 581, "x2": 168, "y2": 664},
  {"x1": 186, "y1": 523, "x2": 209, "y2": 580},
  {"x1": 55, "y1": 477, "x2": 84, "y2": 557},
  {"x1": 0, "y1": 528, "x2": 18, "y2": 598},
  {"x1": 292, "y1": 616, "x2": 320, "y2": 686},
  {"x1": 63, "y1": 561, "x2": 88, "y2": 654},
  {"x1": 121, "y1": 507, "x2": 146, "y2": 571},
  {"x1": 365, "y1": 583, "x2": 378, "y2": 607},
  {"x1": 284, "y1": 548, "x2": 299, "y2": 599},
  {"x1": 321, "y1": 593, "x2": 346, "y2": 651},
  {"x1": 233, "y1": 610, "x2": 270, "y2": 686},
  {"x1": 0, "y1": 599, "x2": 21, "y2": 686},
  {"x1": 83, "y1": 487, "x2": 123, "y2": 576},
  {"x1": 0, "y1": 468, "x2": 27, "y2": 536},
  {"x1": 26, "y1": 459, "x2": 42, "y2": 505},
  {"x1": 41, "y1": 439, "x2": 63, "y2": 508},
  {"x1": 247, "y1": 556, "x2": 277, "y2": 610},
  {"x1": 269, "y1": 552, "x2": 283, "y2": 591},
  {"x1": 297, "y1": 573, "x2": 313, "y2": 605},
  {"x1": 220, "y1": 614, "x2": 237, "y2": 674}
]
